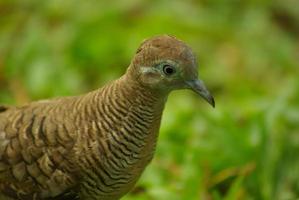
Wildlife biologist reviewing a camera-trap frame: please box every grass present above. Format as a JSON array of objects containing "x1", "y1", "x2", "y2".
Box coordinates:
[{"x1": 0, "y1": 0, "x2": 298, "y2": 199}]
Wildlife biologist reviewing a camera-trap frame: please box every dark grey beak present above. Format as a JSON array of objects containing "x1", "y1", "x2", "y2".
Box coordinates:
[{"x1": 186, "y1": 79, "x2": 215, "y2": 107}]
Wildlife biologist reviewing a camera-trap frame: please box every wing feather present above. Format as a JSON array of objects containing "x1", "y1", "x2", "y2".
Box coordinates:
[{"x1": 0, "y1": 100, "x2": 80, "y2": 199}]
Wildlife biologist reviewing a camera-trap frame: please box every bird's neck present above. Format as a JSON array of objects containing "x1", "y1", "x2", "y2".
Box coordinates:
[
  {"x1": 118, "y1": 73, "x2": 168, "y2": 108},
  {"x1": 88, "y1": 72, "x2": 169, "y2": 142},
  {"x1": 99, "y1": 73, "x2": 168, "y2": 150},
  {"x1": 108, "y1": 74, "x2": 168, "y2": 133},
  {"x1": 74, "y1": 74, "x2": 168, "y2": 198}
]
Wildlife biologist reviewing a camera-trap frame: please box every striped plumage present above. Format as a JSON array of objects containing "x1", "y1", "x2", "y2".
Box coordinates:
[{"x1": 0, "y1": 35, "x2": 214, "y2": 199}]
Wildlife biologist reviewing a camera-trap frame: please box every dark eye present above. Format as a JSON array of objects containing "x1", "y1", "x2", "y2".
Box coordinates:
[{"x1": 163, "y1": 64, "x2": 175, "y2": 75}]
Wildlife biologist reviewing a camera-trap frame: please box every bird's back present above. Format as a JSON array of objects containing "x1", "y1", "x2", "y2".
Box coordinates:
[{"x1": 0, "y1": 97, "x2": 81, "y2": 199}]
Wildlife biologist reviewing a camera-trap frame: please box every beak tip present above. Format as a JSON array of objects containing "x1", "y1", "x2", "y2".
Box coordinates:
[
  {"x1": 211, "y1": 98, "x2": 215, "y2": 108},
  {"x1": 208, "y1": 96, "x2": 215, "y2": 108}
]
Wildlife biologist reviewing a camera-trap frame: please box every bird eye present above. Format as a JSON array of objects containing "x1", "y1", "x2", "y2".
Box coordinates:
[{"x1": 163, "y1": 65, "x2": 175, "y2": 75}]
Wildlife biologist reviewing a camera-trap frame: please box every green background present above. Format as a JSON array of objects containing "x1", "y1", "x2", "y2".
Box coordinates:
[{"x1": 0, "y1": 0, "x2": 299, "y2": 199}]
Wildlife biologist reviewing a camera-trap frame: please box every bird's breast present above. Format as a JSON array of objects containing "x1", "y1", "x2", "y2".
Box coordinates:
[
  {"x1": 75, "y1": 106, "x2": 163, "y2": 199},
  {"x1": 75, "y1": 82, "x2": 166, "y2": 199}
]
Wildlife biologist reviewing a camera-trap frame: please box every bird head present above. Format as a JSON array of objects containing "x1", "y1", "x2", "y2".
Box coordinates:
[{"x1": 128, "y1": 35, "x2": 215, "y2": 107}]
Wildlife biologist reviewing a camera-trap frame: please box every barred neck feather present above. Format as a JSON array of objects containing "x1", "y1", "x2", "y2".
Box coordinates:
[{"x1": 74, "y1": 74, "x2": 168, "y2": 199}]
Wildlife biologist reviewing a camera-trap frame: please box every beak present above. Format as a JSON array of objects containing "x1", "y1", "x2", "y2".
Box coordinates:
[{"x1": 186, "y1": 79, "x2": 215, "y2": 107}]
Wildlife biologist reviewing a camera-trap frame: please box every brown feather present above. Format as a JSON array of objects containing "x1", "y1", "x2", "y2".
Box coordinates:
[{"x1": 0, "y1": 35, "x2": 212, "y2": 199}]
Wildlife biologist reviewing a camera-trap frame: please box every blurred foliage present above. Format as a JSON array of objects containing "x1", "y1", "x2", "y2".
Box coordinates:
[{"x1": 0, "y1": 0, "x2": 299, "y2": 199}]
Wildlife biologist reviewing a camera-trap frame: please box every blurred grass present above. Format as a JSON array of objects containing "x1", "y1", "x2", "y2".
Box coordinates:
[{"x1": 0, "y1": 0, "x2": 299, "y2": 199}]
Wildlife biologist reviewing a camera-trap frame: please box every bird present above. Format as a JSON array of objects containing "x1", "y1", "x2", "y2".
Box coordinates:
[{"x1": 0, "y1": 35, "x2": 214, "y2": 200}]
